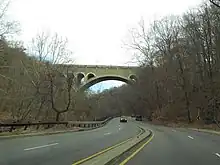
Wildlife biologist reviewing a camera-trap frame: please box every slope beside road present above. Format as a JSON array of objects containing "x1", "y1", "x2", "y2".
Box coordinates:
[{"x1": 0, "y1": 118, "x2": 139, "y2": 165}]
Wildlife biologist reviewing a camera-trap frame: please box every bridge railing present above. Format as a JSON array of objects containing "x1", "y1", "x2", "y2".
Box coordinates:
[{"x1": 0, "y1": 117, "x2": 113, "y2": 133}]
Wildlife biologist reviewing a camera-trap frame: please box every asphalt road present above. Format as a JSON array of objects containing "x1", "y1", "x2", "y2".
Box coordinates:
[
  {"x1": 126, "y1": 121, "x2": 220, "y2": 165},
  {"x1": 1, "y1": 118, "x2": 220, "y2": 165},
  {"x1": 0, "y1": 118, "x2": 139, "y2": 165}
]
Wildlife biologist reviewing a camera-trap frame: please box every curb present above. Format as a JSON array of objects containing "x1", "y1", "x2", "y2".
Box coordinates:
[{"x1": 189, "y1": 128, "x2": 220, "y2": 136}]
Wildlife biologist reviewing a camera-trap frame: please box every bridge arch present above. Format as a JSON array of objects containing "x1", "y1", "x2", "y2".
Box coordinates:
[
  {"x1": 86, "y1": 72, "x2": 96, "y2": 80},
  {"x1": 129, "y1": 74, "x2": 138, "y2": 81},
  {"x1": 76, "y1": 72, "x2": 85, "y2": 84},
  {"x1": 79, "y1": 75, "x2": 134, "y2": 92}
]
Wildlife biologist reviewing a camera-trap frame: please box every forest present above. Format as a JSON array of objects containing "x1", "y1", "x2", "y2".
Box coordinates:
[{"x1": 1, "y1": 1, "x2": 220, "y2": 129}]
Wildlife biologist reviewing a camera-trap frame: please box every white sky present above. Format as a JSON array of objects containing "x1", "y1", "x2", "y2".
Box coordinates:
[
  {"x1": 8, "y1": 0, "x2": 203, "y2": 66},
  {"x1": 8, "y1": 0, "x2": 204, "y2": 90}
]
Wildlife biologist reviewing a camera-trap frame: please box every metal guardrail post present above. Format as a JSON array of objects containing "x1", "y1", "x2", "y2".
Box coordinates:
[
  {"x1": 24, "y1": 125, "x2": 28, "y2": 130},
  {"x1": 36, "y1": 122, "x2": 40, "y2": 130},
  {"x1": 24, "y1": 121, "x2": 31, "y2": 130},
  {"x1": 9, "y1": 125, "x2": 13, "y2": 132}
]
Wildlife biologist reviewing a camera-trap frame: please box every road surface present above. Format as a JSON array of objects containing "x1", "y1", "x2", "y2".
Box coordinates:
[
  {"x1": 0, "y1": 118, "x2": 139, "y2": 165},
  {"x1": 126, "y1": 121, "x2": 220, "y2": 165},
  {"x1": 1, "y1": 118, "x2": 220, "y2": 165}
]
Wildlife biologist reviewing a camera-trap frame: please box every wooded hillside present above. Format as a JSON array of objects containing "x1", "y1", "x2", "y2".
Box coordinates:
[{"x1": 91, "y1": 2, "x2": 220, "y2": 127}]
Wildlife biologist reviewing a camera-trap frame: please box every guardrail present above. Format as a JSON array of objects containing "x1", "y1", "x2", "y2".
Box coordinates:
[{"x1": 0, "y1": 117, "x2": 112, "y2": 133}]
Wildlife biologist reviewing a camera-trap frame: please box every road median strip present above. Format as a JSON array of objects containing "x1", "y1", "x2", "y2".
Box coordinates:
[
  {"x1": 106, "y1": 128, "x2": 153, "y2": 165},
  {"x1": 72, "y1": 127, "x2": 143, "y2": 165},
  {"x1": 72, "y1": 125, "x2": 153, "y2": 165},
  {"x1": 119, "y1": 131, "x2": 153, "y2": 165}
]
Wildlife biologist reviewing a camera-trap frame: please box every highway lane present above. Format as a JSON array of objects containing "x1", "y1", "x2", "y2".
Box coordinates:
[
  {"x1": 0, "y1": 117, "x2": 139, "y2": 165},
  {"x1": 126, "y1": 121, "x2": 220, "y2": 165}
]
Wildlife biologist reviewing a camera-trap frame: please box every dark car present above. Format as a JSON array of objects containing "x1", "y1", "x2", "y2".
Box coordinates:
[
  {"x1": 120, "y1": 117, "x2": 127, "y2": 123},
  {"x1": 135, "y1": 115, "x2": 142, "y2": 121}
]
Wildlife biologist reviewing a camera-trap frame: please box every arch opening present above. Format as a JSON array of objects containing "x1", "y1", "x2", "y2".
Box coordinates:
[
  {"x1": 76, "y1": 72, "x2": 85, "y2": 85},
  {"x1": 87, "y1": 73, "x2": 96, "y2": 80},
  {"x1": 79, "y1": 75, "x2": 134, "y2": 92},
  {"x1": 129, "y1": 74, "x2": 138, "y2": 82}
]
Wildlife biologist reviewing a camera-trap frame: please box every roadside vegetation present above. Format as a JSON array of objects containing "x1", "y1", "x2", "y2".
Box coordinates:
[
  {"x1": 1, "y1": 0, "x2": 220, "y2": 131},
  {"x1": 0, "y1": 0, "x2": 104, "y2": 123},
  {"x1": 91, "y1": 1, "x2": 220, "y2": 129}
]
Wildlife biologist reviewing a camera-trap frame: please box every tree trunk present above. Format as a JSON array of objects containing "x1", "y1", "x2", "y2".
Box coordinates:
[
  {"x1": 177, "y1": 53, "x2": 192, "y2": 123},
  {"x1": 184, "y1": 91, "x2": 192, "y2": 123}
]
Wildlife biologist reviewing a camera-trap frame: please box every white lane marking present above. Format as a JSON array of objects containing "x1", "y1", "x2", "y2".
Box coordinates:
[
  {"x1": 172, "y1": 129, "x2": 176, "y2": 132},
  {"x1": 215, "y1": 153, "x2": 220, "y2": 158},
  {"x1": 104, "y1": 132, "x2": 111, "y2": 135},
  {"x1": 188, "y1": 136, "x2": 194, "y2": 139},
  {"x1": 118, "y1": 124, "x2": 121, "y2": 130},
  {"x1": 24, "y1": 143, "x2": 59, "y2": 151}
]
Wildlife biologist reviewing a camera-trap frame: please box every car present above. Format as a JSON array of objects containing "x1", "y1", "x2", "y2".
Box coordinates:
[
  {"x1": 135, "y1": 115, "x2": 142, "y2": 121},
  {"x1": 120, "y1": 117, "x2": 127, "y2": 123}
]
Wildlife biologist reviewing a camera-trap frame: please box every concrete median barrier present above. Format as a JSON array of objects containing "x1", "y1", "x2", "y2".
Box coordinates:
[{"x1": 72, "y1": 123, "x2": 152, "y2": 165}]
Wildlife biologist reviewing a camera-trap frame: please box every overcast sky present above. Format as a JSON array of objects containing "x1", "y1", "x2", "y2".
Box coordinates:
[
  {"x1": 8, "y1": 0, "x2": 204, "y2": 90},
  {"x1": 8, "y1": 0, "x2": 203, "y2": 66}
]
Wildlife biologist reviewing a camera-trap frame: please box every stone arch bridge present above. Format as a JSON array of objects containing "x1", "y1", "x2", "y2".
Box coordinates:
[{"x1": 57, "y1": 64, "x2": 139, "y2": 91}]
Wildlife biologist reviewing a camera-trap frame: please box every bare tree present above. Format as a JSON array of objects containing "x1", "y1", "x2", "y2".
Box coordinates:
[
  {"x1": 121, "y1": 3, "x2": 220, "y2": 125},
  {"x1": 210, "y1": 0, "x2": 220, "y2": 8},
  {"x1": 0, "y1": 0, "x2": 20, "y2": 38},
  {"x1": 126, "y1": 19, "x2": 163, "y2": 116},
  {"x1": 29, "y1": 32, "x2": 75, "y2": 121}
]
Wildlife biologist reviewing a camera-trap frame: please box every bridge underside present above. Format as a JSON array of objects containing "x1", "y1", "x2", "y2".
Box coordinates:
[{"x1": 78, "y1": 75, "x2": 135, "y2": 92}]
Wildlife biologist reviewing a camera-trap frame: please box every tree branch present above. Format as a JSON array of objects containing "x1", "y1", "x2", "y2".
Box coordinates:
[{"x1": 210, "y1": 0, "x2": 220, "y2": 8}]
